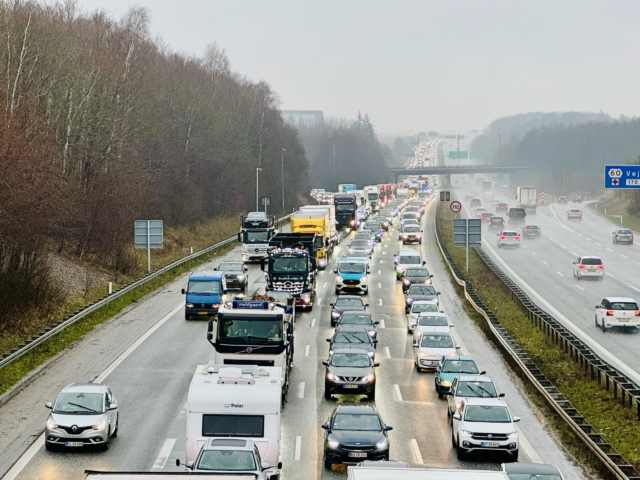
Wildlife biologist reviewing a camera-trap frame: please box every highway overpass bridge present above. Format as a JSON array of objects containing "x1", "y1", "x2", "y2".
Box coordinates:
[{"x1": 387, "y1": 165, "x2": 533, "y2": 185}]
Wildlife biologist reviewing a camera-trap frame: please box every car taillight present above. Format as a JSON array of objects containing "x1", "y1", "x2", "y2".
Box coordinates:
[
  {"x1": 606, "y1": 310, "x2": 615, "y2": 316},
  {"x1": 579, "y1": 212, "x2": 582, "y2": 215},
  {"x1": 523, "y1": 229, "x2": 527, "y2": 232},
  {"x1": 500, "y1": 236, "x2": 506, "y2": 240},
  {"x1": 597, "y1": 265, "x2": 604, "y2": 269},
  {"x1": 578, "y1": 265, "x2": 586, "y2": 269},
  {"x1": 514, "y1": 236, "x2": 520, "y2": 240},
  {"x1": 537, "y1": 229, "x2": 540, "y2": 232},
  {"x1": 635, "y1": 311, "x2": 640, "y2": 316},
  {"x1": 616, "y1": 234, "x2": 620, "y2": 237}
]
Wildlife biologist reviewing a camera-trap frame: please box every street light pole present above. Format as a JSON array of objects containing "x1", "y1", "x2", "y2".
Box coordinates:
[
  {"x1": 457, "y1": 132, "x2": 460, "y2": 168},
  {"x1": 256, "y1": 167, "x2": 262, "y2": 211},
  {"x1": 281, "y1": 148, "x2": 286, "y2": 215},
  {"x1": 499, "y1": 130, "x2": 502, "y2": 164}
]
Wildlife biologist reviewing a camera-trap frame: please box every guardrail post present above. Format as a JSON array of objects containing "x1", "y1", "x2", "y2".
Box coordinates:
[
  {"x1": 108, "y1": 282, "x2": 112, "y2": 295},
  {"x1": 614, "y1": 381, "x2": 618, "y2": 400}
]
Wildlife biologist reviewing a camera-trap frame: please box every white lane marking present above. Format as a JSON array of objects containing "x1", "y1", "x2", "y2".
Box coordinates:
[
  {"x1": 578, "y1": 233, "x2": 583, "y2": 237},
  {"x1": 394, "y1": 384, "x2": 403, "y2": 401},
  {"x1": 323, "y1": 282, "x2": 328, "y2": 288},
  {"x1": 298, "y1": 382, "x2": 305, "y2": 398},
  {"x1": 596, "y1": 242, "x2": 602, "y2": 246},
  {"x1": 517, "y1": 425, "x2": 544, "y2": 463},
  {"x1": 152, "y1": 438, "x2": 177, "y2": 469},
  {"x1": 317, "y1": 297, "x2": 322, "y2": 305},
  {"x1": 3, "y1": 436, "x2": 45, "y2": 480},
  {"x1": 295, "y1": 436, "x2": 302, "y2": 460},
  {"x1": 378, "y1": 299, "x2": 383, "y2": 306},
  {"x1": 542, "y1": 260, "x2": 549, "y2": 265},
  {"x1": 606, "y1": 247, "x2": 613, "y2": 252},
  {"x1": 380, "y1": 260, "x2": 384, "y2": 264},
  {"x1": 385, "y1": 346, "x2": 391, "y2": 359},
  {"x1": 620, "y1": 254, "x2": 629, "y2": 258},
  {"x1": 606, "y1": 272, "x2": 614, "y2": 278},
  {"x1": 576, "y1": 285, "x2": 585, "y2": 291},
  {"x1": 383, "y1": 251, "x2": 387, "y2": 254},
  {"x1": 635, "y1": 261, "x2": 640, "y2": 266},
  {"x1": 379, "y1": 283, "x2": 382, "y2": 289},
  {"x1": 304, "y1": 345, "x2": 310, "y2": 357},
  {"x1": 585, "y1": 238, "x2": 592, "y2": 241},
  {"x1": 631, "y1": 286, "x2": 640, "y2": 292},
  {"x1": 311, "y1": 318, "x2": 316, "y2": 327},
  {"x1": 378, "y1": 269, "x2": 381, "y2": 274},
  {"x1": 522, "y1": 244, "x2": 527, "y2": 248},
  {"x1": 556, "y1": 271, "x2": 564, "y2": 277},
  {"x1": 570, "y1": 252, "x2": 578, "y2": 257},
  {"x1": 379, "y1": 320, "x2": 386, "y2": 328},
  {"x1": 531, "y1": 252, "x2": 537, "y2": 256},
  {"x1": 410, "y1": 439, "x2": 424, "y2": 464}
]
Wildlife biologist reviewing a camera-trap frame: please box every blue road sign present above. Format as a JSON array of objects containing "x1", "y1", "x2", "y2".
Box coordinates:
[{"x1": 604, "y1": 165, "x2": 640, "y2": 189}]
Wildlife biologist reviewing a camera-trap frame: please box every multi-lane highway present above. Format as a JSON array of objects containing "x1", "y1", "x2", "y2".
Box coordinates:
[{"x1": 1, "y1": 196, "x2": 588, "y2": 479}]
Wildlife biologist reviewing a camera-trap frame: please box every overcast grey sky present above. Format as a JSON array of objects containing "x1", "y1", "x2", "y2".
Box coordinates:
[{"x1": 77, "y1": 0, "x2": 640, "y2": 134}]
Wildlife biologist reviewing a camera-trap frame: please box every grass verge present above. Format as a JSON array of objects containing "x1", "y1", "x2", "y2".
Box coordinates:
[
  {"x1": 437, "y1": 204, "x2": 640, "y2": 474},
  {"x1": 0, "y1": 242, "x2": 236, "y2": 397},
  {"x1": 588, "y1": 194, "x2": 640, "y2": 233}
]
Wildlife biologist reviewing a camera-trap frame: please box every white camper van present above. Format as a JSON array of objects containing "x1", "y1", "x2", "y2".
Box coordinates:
[{"x1": 186, "y1": 364, "x2": 282, "y2": 478}]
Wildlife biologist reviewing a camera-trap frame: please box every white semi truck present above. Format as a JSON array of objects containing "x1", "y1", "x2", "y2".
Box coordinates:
[{"x1": 516, "y1": 186, "x2": 538, "y2": 214}]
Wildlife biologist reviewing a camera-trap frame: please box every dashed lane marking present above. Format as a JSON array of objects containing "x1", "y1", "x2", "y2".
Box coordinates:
[
  {"x1": 576, "y1": 285, "x2": 585, "y2": 291},
  {"x1": 152, "y1": 438, "x2": 176, "y2": 469},
  {"x1": 317, "y1": 298, "x2": 322, "y2": 305},
  {"x1": 378, "y1": 269, "x2": 381, "y2": 274},
  {"x1": 311, "y1": 318, "x2": 316, "y2": 327},
  {"x1": 556, "y1": 271, "x2": 564, "y2": 277},
  {"x1": 378, "y1": 299, "x2": 383, "y2": 306},
  {"x1": 379, "y1": 283, "x2": 382, "y2": 289},
  {"x1": 531, "y1": 252, "x2": 537, "y2": 256},
  {"x1": 295, "y1": 436, "x2": 302, "y2": 460},
  {"x1": 385, "y1": 347, "x2": 391, "y2": 359},
  {"x1": 606, "y1": 273, "x2": 615, "y2": 278},
  {"x1": 323, "y1": 282, "x2": 328, "y2": 288},
  {"x1": 304, "y1": 345, "x2": 310, "y2": 357},
  {"x1": 394, "y1": 384, "x2": 403, "y2": 401},
  {"x1": 620, "y1": 254, "x2": 629, "y2": 258},
  {"x1": 410, "y1": 439, "x2": 423, "y2": 464},
  {"x1": 298, "y1": 382, "x2": 305, "y2": 399},
  {"x1": 542, "y1": 261, "x2": 549, "y2": 265},
  {"x1": 631, "y1": 286, "x2": 640, "y2": 292},
  {"x1": 380, "y1": 320, "x2": 386, "y2": 328},
  {"x1": 596, "y1": 242, "x2": 602, "y2": 246}
]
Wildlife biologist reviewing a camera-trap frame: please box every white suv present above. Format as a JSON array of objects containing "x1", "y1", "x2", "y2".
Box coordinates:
[
  {"x1": 413, "y1": 329, "x2": 460, "y2": 371},
  {"x1": 496, "y1": 230, "x2": 520, "y2": 248},
  {"x1": 573, "y1": 256, "x2": 604, "y2": 280},
  {"x1": 394, "y1": 249, "x2": 425, "y2": 279},
  {"x1": 452, "y1": 397, "x2": 520, "y2": 461},
  {"x1": 594, "y1": 297, "x2": 640, "y2": 332},
  {"x1": 406, "y1": 300, "x2": 441, "y2": 333}
]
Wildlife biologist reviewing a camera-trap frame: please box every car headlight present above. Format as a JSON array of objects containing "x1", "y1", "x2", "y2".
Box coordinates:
[
  {"x1": 376, "y1": 438, "x2": 388, "y2": 450},
  {"x1": 327, "y1": 373, "x2": 338, "y2": 382},
  {"x1": 441, "y1": 380, "x2": 452, "y2": 387},
  {"x1": 46, "y1": 418, "x2": 58, "y2": 430},
  {"x1": 424, "y1": 279, "x2": 432, "y2": 285},
  {"x1": 368, "y1": 351, "x2": 374, "y2": 357},
  {"x1": 241, "y1": 254, "x2": 247, "y2": 261},
  {"x1": 301, "y1": 293, "x2": 311, "y2": 302},
  {"x1": 407, "y1": 298, "x2": 414, "y2": 304},
  {"x1": 328, "y1": 437, "x2": 340, "y2": 449},
  {"x1": 416, "y1": 235, "x2": 421, "y2": 240},
  {"x1": 319, "y1": 258, "x2": 327, "y2": 267},
  {"x1": 237, "y1": 274, "x2": 245, "y2": 281},
  {"x1": 403, "y1": 234, "x2": 408, "y2": 239},
  {"x1": 454, "y1": 401, "x2": 462, "y2": 410},
  {"x1": 212, "y1": 303, "x2": 221, "y2": 308},
  {"x1": 507, "y1": 431, "x2": 518, "y2": 439},
  {"x1": 336, "y1": 275, "x2": 343, "y2": 284},
  {"x1": 419, "y1": 351, "x2": 428, "y2": 358},
  {"x1": 332, "y1": 311, "x2": 340, "y2": 318},
  {"x1": 403, "y1": 279, "x2": 411, "y2": 285},
  {"x1": 92, "y1": 421, "x2": 107, "y2": 431},
  {"x1": 185, "y1": 303, "x2": 194, "y2": 308},
  {"x1": 368, "y1": 330, "x2": 375, "y2": 337},
  {"x1": 460, "y1": 429, "x2": 472, "y2": 437}
]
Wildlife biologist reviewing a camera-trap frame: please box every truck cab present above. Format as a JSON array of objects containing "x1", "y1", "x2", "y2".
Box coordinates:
[
  {"x1": 239, "y1": 212, "x2": 277, "y2": 263},
  {"x1": 182, "y1": 271, "x2": 227, "y2": 320}
]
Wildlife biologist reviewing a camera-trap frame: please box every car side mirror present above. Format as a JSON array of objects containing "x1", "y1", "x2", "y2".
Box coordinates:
[
  {"x1": 322, "y1": 361, "x2": 329, "y2": 366},
  {"x1": 213, "y1": 268, "x2": 217, "y2": 271},
  {"x1": 365, "y1": 304, "x2": 369, "y2": 307},
  {"x1": 455, "y1": 345, "x2": 461, "y2": 349},
  {"x1": 45, "y1": 402, "x2": 52, "y2": 409},
  {"x1": 437, "y1": 292, "x2": 441, "y2": 295},
  {"x1": 326, "y1": 338, "x2": 331, "y2": 342},
  {"x1": 384, "y1": 426, "x2": 393, "y2": 431},
  {"x1": 595, "y1": 305, "x2": 600, "y2": 309},
  {"x1": 373, "y1": 339, "x2": 378, "y2": 343},
  {"x1": 261, "y1": 462, "x2": 271, "y2": 471},
  {"x1": 453, "y1": 412, "x2": 461, "y2": 420},
  {"x1": 496, "y1": 233, "x2": 500, "y2": 236},
  {"x1": 237, "y1": 233, "x2": 241, "y2": 242},
  {"x1": 572, "y1": 262, "x2": 576, "y2": 265},
  {"x1": 244, "y1": 268, "x2": 248, "y2": 272},
  {"x1": 449, "y1": 324, "x2": 455, "y2": 328},
  {"x1": 107, "y1": 403, "x2": 117, "y2": 411},
  {"x1": 430, "y1": 274, "x2": 434, "y2": 278},
  {"x1": 513, "y1": 416, "x2": 521, "y2": 423},
  {"x1": 422, "y1": 261, "x2": 426, "y2": 265},
  {"x1": 181, "y1": 288, "x2": 186, "y2": 295},
  {"x1": 373, "y1": 362, "x2": 380, "y2": 367},
  {"x1": 374, "y1": 321, "x2": 380, "y2": 325},
  {"x1": 321, "y1": 423, "x2": 329, "y2": 430},
  {"x1": 413, "y1": 343, "x2": 419, "y2": 348},
  {"x1": 499, "y1": 393, "x2": 506, "y2": 398},
  {"x1": 277, "y1": 462, "x2": 283, "y2": 470}
]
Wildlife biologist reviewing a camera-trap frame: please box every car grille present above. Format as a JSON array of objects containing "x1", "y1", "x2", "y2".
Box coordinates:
[
  {"x1": 338, "y1": 376, "x2": 368, "y2": 383},
  {"x1": 343, "y1": 279, "x2": 360, "y2": 285},
  {"x1": 59, "y1": 425, "x2": 93, "y2": 435},
  {"x1": 245, "y1": 246, "x2": 268, "y2": 254},
  {"x1": 343, "y1": 445, "x2": 374, "y2": 451},
  {"x1": 471, "y1": 433, "x2": 508, "y2": 441},
  {"x1": 272, "y1": 280, "x2": 304, "y2": 294}
]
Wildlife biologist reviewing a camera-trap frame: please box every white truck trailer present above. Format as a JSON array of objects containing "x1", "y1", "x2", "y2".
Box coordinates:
[
  {"x1": 516, "y1": 186, "x2": 538, "y2": 214},
  {"x1": 347, "y1": 466, "x2": 507, "y2": 480}
]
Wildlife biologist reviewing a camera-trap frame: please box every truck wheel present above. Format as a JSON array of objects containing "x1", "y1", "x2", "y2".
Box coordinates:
[
  {"x1": 323, "y1": 454, "x2": 332, "y2": 470},
  {"x1": 185, "y1": 314, "x2": 190, "y2": 321}
]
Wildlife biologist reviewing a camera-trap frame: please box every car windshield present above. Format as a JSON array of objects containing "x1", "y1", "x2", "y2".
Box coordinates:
[
  {"x1": 570, "y1": 210, "x2": 581, "y2": 213},
  {"x1": 524, "y1": 225, "x2": 538, "y2": 229},
  {"x1": 412, "y1": 303, "x2": 439, "y2": 313},
  {"x1": 339, "y1": 262, "x2": 366, "y2": 274},
  {"x1": 271, "y1": 257, "x2": 307, "y2": 273},
  {"x1": 243, "y1": 230, "x2": 269, "y2": 243},
  {"x1": 581, "y1": 258, "x2": 602, "y2": 265},
  {"x1": 464, "y1": 405, "x2": 511, "y2": 423},
  {"x1": 219, "y1": 263, "x2": 242, "y2": 272},
  {"x1": 335, "y1": 204, "x2": 355, "y2": 213},
  {"x1": 218, "y1": 319, "x2": 283, "y2": 344},
  {"x1": 246, "y1": 212, "x2": 266, "y2": 220},
  {"x1": 53, "y1": 392, "x2": 104, "y2": 414},
  {"x1": 409, "y1": 285, "x2": 436, "y2": 295},
  {"x1": 442, "y1": 360, "x2": 479, "y2": 374},
  {"x1": 406, "y1": 269, "x2": 428, "y2": 277},
  {"x1": 346, "y1": 252, "x2": 368, "y2": 261},
  {"x1": 457, "y1": 381, "x2": 497, "y2": 398},
  {"x1": 618, "y1": 229, "x2": 632, "y2": 234},
  {"x1": 351, "y1": 241, "x2": 369, "y2": 249},
  {"x1": 505, "y1": 474, "x2": 562, "y2": 480},
  {"x1": 340, "y1": 313, "x2": 373, "y2": 325},
  {"x1": 404, "y1": 226, "x2": 420, "y2": 233},
  {"x1": 399, "y1": 256, "x2": 421, "y2": 265},
  {"x1": 330, "y1": 353, "x2": 371, "y2": 367},
  {"x1": 188, "y1": 280, "x2": 221, "y2": 295},
  {"x1": 196, "y1": 450, "x2": 256, "y2": 471},
  {"x1": 418, "y1": 315, "x2": 448, "y2": 326},
  {"x1": 334, "y1": 332, "x2": 370, "y2": 344},
  {"x1": 335, "y1": 298, "x2": 365, "y2": 308},
  {"x1": 333, "y1": 414, "x2": 381, "y2": 431},
  {"x1": 490, "y1": 218, "x2": 503, "y2": 224},
  {"x1": 420, "y1": 335, "x2": 454, "y2": 348},
  {"x1": 610, "y1": 302, "x2": 639, "y2": 310},
  {"x1": 403, "y1": 213, "x2": 417, "y2": 219}
]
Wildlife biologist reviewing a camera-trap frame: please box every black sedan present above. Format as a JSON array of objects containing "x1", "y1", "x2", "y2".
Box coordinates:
[
  {"x1": 323, "y1": 348, "x2": 379, "y2": 400},
  {"x1": 322, "y1": 405, "x2": 392, "y2": 469},
  {"x1": 401, "y1": 267, "x2": 433, "y2": 291},
  {"x1": 337, "y1": 312, "x2": 379, "y2": 340},
  {"x1": 330, "y1": 296, "x2": 368, "y2": 327},
  {"x1": 404, "y1": 284, "x2": 440, "y2": 313},
  {"x1": 522, "y1": 225, "x2": 541, "y2": 238},
  {"x1": 327, "y1": 326, "x2": 377, "y2": 359},
  {"x1": 216, "y1": 261, "x2": 248, "y2": 292},
  {"x1": 495, "y1": 202, "x2": 509, "y2": 213},
  {"x1": 488, "y1": 216, "x2": 505, "y2": 232}
]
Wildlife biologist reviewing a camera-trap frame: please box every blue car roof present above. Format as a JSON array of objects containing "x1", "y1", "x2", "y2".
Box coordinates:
[
  {"x1": 188, "y1": 270, "x2": 225, "y2": 281},
  {"x1": 442, "y1": 355, "x2": 475, "y2": 362}
]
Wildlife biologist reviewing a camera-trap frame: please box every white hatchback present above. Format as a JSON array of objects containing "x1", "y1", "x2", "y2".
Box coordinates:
[
  {"x1": 413, "y1": 328, "x2": 460, "y2": 371},
  {"x1": 594, "y1": 297, "x2": 640, "y2": 331},
  {"x1": 573, "y1": 256, "x2": 604, "y2": 280},
  {"x1": 406, "y1": 300, "x2": 441, "y2": 333},
  {"x1": 412, "y1": 313, "x2": 453, "y2": 345},
  {"x1": 496, "y1": 230, "x2": 520, "y2": 248}
]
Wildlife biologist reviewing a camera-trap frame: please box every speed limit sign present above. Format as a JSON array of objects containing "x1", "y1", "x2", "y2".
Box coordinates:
[{"x1": 450, "y1": 201, "x2": 462, "y2": 213}]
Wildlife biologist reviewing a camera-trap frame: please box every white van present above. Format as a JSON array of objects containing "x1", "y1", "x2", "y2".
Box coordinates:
[
  {"x1": 394, "y1": 249, "x2": 425, "y2": 279},
  {"x1": 186, "y1": 365, "x2": 282, "y2": 478}
]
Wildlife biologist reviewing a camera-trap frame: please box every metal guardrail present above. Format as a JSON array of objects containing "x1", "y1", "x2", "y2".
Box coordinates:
[
  {"x1": 0, "y1": 214, "x2": 296, "y2": 372},
  {"x1": 433, "y1": 204, "x2": 640, "y2": 480}
]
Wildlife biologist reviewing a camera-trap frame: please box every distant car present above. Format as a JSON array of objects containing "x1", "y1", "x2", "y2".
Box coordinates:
[
  {"x1": 330, "y1": 296, "x2": 368, "y2": 327},
  {"x1": 323, "y1": 348, "x2": 379, "y2": 400},
  {"x1": 572, "y1": 196, "x2": 582, "y2": 203},
  {"x1": 612, "y1": 229, "x2": 633, "y2": 244},
  {"x1": 406, "y1": 300, "x2": 441, "y2": 333},
  {"x1": 401, "y1": 225, "x2": 423, "y2": 244},
  {"x1": 404, "y1": 284, "x2": 440, "y2": 313},
  {"x1": 497, "y1": 230, "x2": 521, "y2": 248},
  {"x1": 349, "y1": 240, "x2": 372, "y2": 255},
  {"x1": 447, "y1": 375, "x2": 502, "y2": 417},
  {"x1": 45, "y1": 383, "x2": 118, "y2": 451},
  {"x1": 412, "y1": 313, "x2": 453, "y2": 344},
  {"x1": 522, "y1": 225, "x2": 541, "y2": 238},
  {"x1": 322, "y1": 405, "x2": 392, "y2": 469},
  {"x1": 402, "y1": 266, "x2": 433, "y2": 291},
  {"x1": 216, "y1": 261, "x2": 248, "y2": 292},
  {"x1": 435, "y1": 355, "x2": 482, "y2": 398},
  {"x1": 464, "y1": 195, "x2": 473, "y2": 201},
  {"x1": 594, "y1": 297, "x2": 640, "y2": 332},
  {"x1": 567, "y1": 209, "x2": 582, "y2": 220},
  {"x1": 413, "y1": 330, "x2": 460, "y2": 371},
  {"x1": 470, "y1": 198, "x2": 482, "y2": 206},
  {"x1": 557, "y1": 196, "x2": 568, "y2": 204},
  {"x1": 597, "y1": 195, "x2": 607, "y2": 202},
  {"x1": 488, "y1": 216, "x2": 505, "y2": 232},
  {"x1": 337, "y1": 311, "x2": 379, "y2": 340},
  {"x1": 495, "y1": 202, "x2": 509, "y2": 213},
  {"x1": 500, "y1": 462, "x2": 565, "y2": 480},
  {"x1": 572, "y1": 256, "x2": 604, "y2": 280},
  {"x1": 474, "y1": 207, "x2": 487, "y2": 218},
  {"x1": 491, "y1": 199, "x2": 500, "y2": 208},
  {"x1": 327, "y1": 326, "x2": 377, "y2": 359}
]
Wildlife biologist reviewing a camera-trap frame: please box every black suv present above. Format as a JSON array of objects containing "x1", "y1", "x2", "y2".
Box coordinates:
[
  {"x1": 321, "y1": 405, "x2": 392, "y2": 469},
  {"x1": 323, "y1": 348, "x2": 379, "y2": 400},
  {"x1": 330, "y1": 296, "x2": 368, "y2": 327},
  {"x1": 337, "y1": 312, "x2": 379, "y2": 340},
  {"x1": 557, "y1": 196, "x2": 568, "y2": 204},
  {"x1": 507, "y1": 207, "x2": 526, "y2": 226},
  {"x1": 216, "y1": 261, "x2": 248, "y2": 292},
  {"x1": 488, "y1": 216, "x2": 505, "y2": 232},
  {"x1": 495, "y1": 202, "x2": 509, "y2": 213},
  {"x1": 327, "y1": 326, "x2": 377, "y2": 359}
]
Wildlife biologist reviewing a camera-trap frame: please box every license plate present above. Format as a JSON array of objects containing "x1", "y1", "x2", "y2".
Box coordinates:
[
  {"x1": 619, "y1": 318, "x2": 630, "y2": 322},
  {"x1": 198, "y1": 311, "x2": 208, "y2": 315},
  {"x1": 589, "y1": 269, "x2": 596, "y2": 272},
  {"x1": 65, "y1": 442, "x2": 83, "y2": 447},
  {"x1": 480, "y1": 441, "x2": 500, "y2": 448},
  {"x1": 343, "y1": 384, "x2": 358, "y2": 388},
  {"x1": 348, "y1": 452, "x2": 367, "y2": 458},
  {"x1": 347, "y1": 285, "x2": 357, "y2": 288}
]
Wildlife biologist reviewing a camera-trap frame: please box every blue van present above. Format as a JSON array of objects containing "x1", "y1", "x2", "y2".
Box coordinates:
[{"x1": 182, "y1": 271, "x2": 227, "y2": 320}]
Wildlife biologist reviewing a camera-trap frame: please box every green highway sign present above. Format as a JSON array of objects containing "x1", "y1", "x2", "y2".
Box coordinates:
[
  {"x1": 503, "y1": 174, "x2": 511, "y2": 186},
  {"x1": 449, "y1": 151, "x2": 469, "y2": 160},
  {"x1": 445, "y1": 135, "x2": 456, "y2": 139},
  {"x1": 470, "y1": 151, "x2": 482, "y2": 160}
]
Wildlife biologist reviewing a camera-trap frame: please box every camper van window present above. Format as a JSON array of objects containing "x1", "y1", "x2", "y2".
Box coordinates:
[
  {"x1": 197, "y1": 449, "x2": 257, "y2": 471},
  {"x1": 271, "y1": 257, "x2": 307, "y2": 273},
  {"x1": 219, "y1": 319, "x2": 283, "y2": 343},
  {"x1": 188, "y1": 281, "x2": 221, "y2": 295},
  {"x1": 202, "y1": 414, "x2": 264, "y2": 438},
  {"x1": 244, "y1": 230, "x2": 269, "y2": 243}
]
